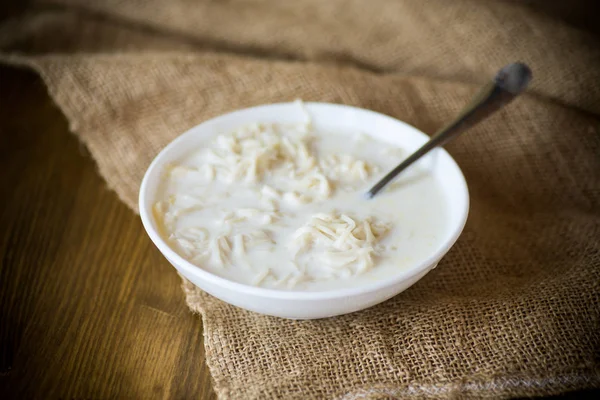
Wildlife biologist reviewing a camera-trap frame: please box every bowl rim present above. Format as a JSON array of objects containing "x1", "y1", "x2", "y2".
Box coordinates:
[{"x1": 139, "y1": 102, "x2": 470, "y2": 300}]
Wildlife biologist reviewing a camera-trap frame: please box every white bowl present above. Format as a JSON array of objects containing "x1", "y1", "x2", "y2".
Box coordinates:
[{"x1": 139, "y1": 102, "x2": 469, "y2": 319}]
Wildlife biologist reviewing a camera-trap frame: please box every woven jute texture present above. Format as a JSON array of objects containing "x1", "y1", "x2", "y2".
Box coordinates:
[{"x1": 2, "y1": 0, "x2": 600, "y2": 398}]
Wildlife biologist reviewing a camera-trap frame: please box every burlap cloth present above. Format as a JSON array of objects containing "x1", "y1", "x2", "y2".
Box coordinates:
[{"x1": 2, "y1": 0, "x2": 600, "y2": 398}]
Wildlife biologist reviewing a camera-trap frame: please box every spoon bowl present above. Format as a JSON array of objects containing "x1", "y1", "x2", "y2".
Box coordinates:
[{"x1": 365, "y1": 62, "x2": 532, "y2": 199}]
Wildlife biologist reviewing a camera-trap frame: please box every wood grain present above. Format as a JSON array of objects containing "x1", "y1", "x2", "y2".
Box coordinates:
[{"x1": 0, "y1": 66, "x2": 216, "y2": 399}]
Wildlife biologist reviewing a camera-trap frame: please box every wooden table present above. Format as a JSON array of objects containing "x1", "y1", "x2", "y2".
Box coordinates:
[{"x1": 0, "y1": 66, "x2": 216, "y2": 399}]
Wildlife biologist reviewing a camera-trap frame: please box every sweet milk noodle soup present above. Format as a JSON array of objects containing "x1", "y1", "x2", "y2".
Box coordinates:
[{"x1": 153, "y1": 106, "x2": 448, "y2": 291}]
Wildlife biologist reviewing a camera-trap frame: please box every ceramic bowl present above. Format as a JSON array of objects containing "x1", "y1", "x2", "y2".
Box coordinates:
[{"x1": 139, "y1": 102, "x2": 469, "y2": 319}]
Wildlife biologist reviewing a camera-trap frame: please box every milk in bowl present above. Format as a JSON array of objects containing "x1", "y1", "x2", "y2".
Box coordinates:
[{"x1": 151, "y1": 115, "x2": 449, "y2": 292}]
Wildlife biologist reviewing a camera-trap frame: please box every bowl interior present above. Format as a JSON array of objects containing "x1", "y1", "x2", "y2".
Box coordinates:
[{"x1": 139, "y1": 102, "x2": 469, "y2": 299}]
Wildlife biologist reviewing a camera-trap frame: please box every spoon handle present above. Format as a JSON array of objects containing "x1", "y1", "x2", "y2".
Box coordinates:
[{"x1": 365, "y1": 62, "x2": 532, "y2": 199}]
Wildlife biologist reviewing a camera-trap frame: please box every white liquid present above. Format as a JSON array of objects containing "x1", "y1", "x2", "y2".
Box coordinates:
[{"x1": 154, "y1": 123, "x2": 447, "y2": 291}]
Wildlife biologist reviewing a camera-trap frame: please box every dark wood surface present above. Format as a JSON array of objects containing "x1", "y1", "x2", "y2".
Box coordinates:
[{"x1": 0, "y1": 66, "x2": 216, "y2": 399}]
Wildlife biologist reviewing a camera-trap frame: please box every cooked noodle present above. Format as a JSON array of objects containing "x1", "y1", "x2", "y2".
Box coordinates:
[{"x1": 152, "y1": 108, "x2": 420, "y2": 290}]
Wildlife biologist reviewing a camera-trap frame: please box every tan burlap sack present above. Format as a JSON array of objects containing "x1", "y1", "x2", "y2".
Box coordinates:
[{"x1": 2, "y1": 0, "x2": 599, "y2": 398}]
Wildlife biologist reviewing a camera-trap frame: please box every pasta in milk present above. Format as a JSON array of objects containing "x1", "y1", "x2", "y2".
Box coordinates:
[{"x1": 154, "y1": 114, "x2": 448, "y2": 291}]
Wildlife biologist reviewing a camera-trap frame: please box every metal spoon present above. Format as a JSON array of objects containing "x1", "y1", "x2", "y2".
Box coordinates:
[{"x1": 364, "y1": 62, "x2": 532, "y2": 199}]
